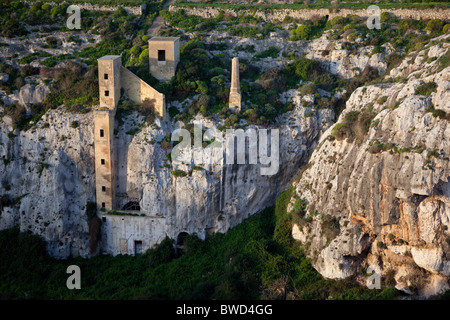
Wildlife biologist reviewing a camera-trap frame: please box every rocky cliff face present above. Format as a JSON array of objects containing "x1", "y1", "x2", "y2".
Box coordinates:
[
  {"x1": 0, "y1": 93, "x2": 333, "y2": 258},
  {"x1": 204, "y1": 27, "x2": 390, "y2": 79},
  {"x1": 290, "y1": 35, "x2": 450, "y2": 297},
  {"x1": 170, "y1": 5, "x2": 450, "y2": 25},
  {"x1": 0, "y1": 108, "x2": 95, "y2": 258}
]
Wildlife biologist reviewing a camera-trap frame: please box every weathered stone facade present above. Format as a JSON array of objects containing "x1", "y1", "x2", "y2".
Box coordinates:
[
  {"x1": 148, "y1": 37, "x2": 180, "y2": 82},
  {"x1": 120, "y1": 67, "x2": 166, "y2": 119},
  {"x1": 94, "y1": 54, "x2": 167, "y2": 213},
  {"x1": 95, "y1": 56, "x2": 121, "y2": 211},
  {"x1": 169, "y1": 5, "x2": 450, "y2": 23},
  {"x1": 101, "y1": 214, "x2": 166, "y2": 256},
  {"x1": 229, "y1": 57, "x2": 241, "y2": 113}
]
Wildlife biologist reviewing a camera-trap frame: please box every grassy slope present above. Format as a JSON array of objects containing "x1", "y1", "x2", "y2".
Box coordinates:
[{"x1": 0, "y1": 187, "x2": 401, "y2": 300}]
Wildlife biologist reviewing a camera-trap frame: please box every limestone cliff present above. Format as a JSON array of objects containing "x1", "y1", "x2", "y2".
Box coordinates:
[
  {"x1": 0, "y1": 93, "x2": 333, "y2": 258},
  {"x1": 290, "y1": 34, "x2": 450, "y2": 297}
]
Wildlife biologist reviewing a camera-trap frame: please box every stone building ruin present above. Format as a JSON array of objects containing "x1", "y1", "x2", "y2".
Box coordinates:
[{"x1": 94, "y1": 38, "x2": 241, "y2": 255}]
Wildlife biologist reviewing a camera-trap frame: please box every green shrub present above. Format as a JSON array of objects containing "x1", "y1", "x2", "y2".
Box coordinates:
[
  {"x1": 168, "y1": 106, "x2": 180, "y2": 118},
  {"x1": 331, "y1": 122, "x2": 352, "y2": 140},
  {"x1": 130, "y1": 45, "x2": 142, "y2": 57},
  {"x1": 138, "y1": 48, "x2": 149, "y2": 64},
  {"x1": 425, "y1": 19, "x2": 444, "y2": 35},
  {"x1": 427, "y1": 105, "x2": 450, "y2": 121},
  {"x1": 299, "y1": 82, "x2": 316, "y2": 95},
  {"x1": 172, "y1": 169, "x2": 187, "y2": 177},
  {"x1": 377, "y1": 96, "x2": 388, "y2": 105},
  {"x1": 415, "y1": 82, "x2": 437, "y2": 96},
  {"x1": 344, "y1": 111, "x2": 360, "y2": 123},
  {"x1": 252, "y1": 46, "x2": 279, "y2": 61},
  {"x1": 144, "y1": 237, "x2": 176, "y2": 267},
  {"x1": 443, "y1": 24, "x2": 450, "y2": 34},
  {"x1": 36, "y1": 162, "x2": 49, "y2": 178}
]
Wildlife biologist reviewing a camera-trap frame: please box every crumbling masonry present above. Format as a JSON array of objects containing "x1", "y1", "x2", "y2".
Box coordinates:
[{"x1": 94, "y1": 39, "x2": 242, "y2": 255}]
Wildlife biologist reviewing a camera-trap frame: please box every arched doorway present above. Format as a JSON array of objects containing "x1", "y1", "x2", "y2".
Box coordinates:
[
  {"x1": 177, "y1": 232, "x2": 189, "y2": 246},
  {"x1": 176, "y1": 232, "x2": 189, "y2": 256},
  {"x1": 122, "y1": 201, "x2": 140, "y2": 211}
]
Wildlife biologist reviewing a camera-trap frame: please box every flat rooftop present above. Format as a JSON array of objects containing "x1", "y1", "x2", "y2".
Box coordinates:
[
  {"x1": 98, "y1": 55, "x2": 121, "y2": 60},
  {"x1": 148, "y1": 37, "x2": 180, "y2": 42}
]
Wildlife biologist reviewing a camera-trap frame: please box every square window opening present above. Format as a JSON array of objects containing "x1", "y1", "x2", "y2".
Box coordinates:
[{"x1": 158, "y1": 50, "x2": 166, "y2": 62}]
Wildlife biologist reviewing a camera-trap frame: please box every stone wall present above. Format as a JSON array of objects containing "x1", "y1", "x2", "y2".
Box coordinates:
[
  {"x1": 148, "y1": 37, "x2": 180, "y2": 82},
  {"x1": 93, "y1": 109, "x2": 116, "y2": 211},
  {"x1": 23, "y1": 1, "x2": 144, "y2": 15},
  {"x1": 120, "y1": 67, "x2": 166, "y2": 119},
  {"x1": 100, "y1": 214, "x2": 166, "y2": 255},
  {"x1": 71, "y1": 2, "x2": 144, "y2": 15},
  {"x1": 169, "y1": 5, "x2": 450, "y2": 22}
]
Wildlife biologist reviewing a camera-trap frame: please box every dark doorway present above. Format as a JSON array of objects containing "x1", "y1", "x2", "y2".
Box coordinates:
[
  {"x1": 122, "y1": 201, "x2": 140, "y2": 211},
  {"x1": 134, "y1": 240, "x2": 143, "y2": 255},
  {"x1": 176, "y1": 232, "x2": 189, "y2": 256},
  {"x1": 177, "y1": 232, "x2": 189, "y2": 246},
  {"x1": 158, "y1": 50, "x2": 166, "y2": 62}
]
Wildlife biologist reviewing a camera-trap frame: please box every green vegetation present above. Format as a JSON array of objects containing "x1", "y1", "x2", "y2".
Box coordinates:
[
  {"x1": 426, "y1": 104, "x2": 450, "y2": 121},
  {"x1": 289, "y1": 16, "x2": 328, "y2": 41},
  {"x1": 331, "y1": 106, "x2": 377, "y2": 141},
  {"x1": 161, "y1": 9, "x2": 276, "y2": 38},
  {"x1": 174, "y1": 1, "x2": 450, "y2": 10},
  {"x1": 172, "y1": 169, "x2": 188, "y2": 177},
  {"x1": 368, "y1": 140, "x2": 426, "y2": 155},
  {"x1": 107, "y1": 210, "x2": 145, "y2": 217},
  {"x1": 36, "y1": 162, "x2": 49, "y2": 178},
  {"x1": 40, "y1": 54, "x2": 75, "y2": 68},
  {"x1": 252, "y1": 46, "x2": 279, "y2": 61},
  {"x1": 0, "y1": 61, "x2": 98, "y2": 132},
  {"x1": 415, "y1": 82, "x2": 437, "y2": 96},
  {"x1": 0, "y1": 200, "x2": 403, "y2": 299}
]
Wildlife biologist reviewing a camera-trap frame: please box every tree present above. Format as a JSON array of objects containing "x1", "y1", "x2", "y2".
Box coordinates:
[
  {"x1": 425, "y1": 19, "x2": 444, "y2": 35},
  {"x1": 292, "y1": 25, "x2": 313, "y2": 40},
  {"x1": 130, "y1": 45, "x2": 142, "y2": 57},
  {"x1": 443, "y1": 24, "x2": 450, "y2": 34},
  {"x1": 114, "y1": 6, "x2": 128, "y2": 18},
  {"x1": 139, "y1": 48, "x2": 149, "y2": 64}
]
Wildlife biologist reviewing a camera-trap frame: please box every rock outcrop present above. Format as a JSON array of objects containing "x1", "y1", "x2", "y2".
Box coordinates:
[
  {"x1": 18, "y1": 83, "x2": 50, "y2": 108},
  {"x1": 290, "y1": 36, "x2": 450, "y2": 297},
  {"x1": 170, "y1": 5, "x2": 450, "y2": 24},
  {"x1": 0, "y1": 95, "x2": 333, "y2": 258},
  {"x1": 204, "y1": 30, "x2": 390, "y2": 79}
]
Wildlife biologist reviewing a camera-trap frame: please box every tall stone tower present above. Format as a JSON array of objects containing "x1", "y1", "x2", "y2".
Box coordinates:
[
  {"x1": 148, "y1": 37, "x2": 180, "y2": 82},
  {"x1": 229, "y1": 57, "x2": 241, "y2": 113},
  {"x1": 94, "y1": 55, "x2": 121, "y2": 211}
]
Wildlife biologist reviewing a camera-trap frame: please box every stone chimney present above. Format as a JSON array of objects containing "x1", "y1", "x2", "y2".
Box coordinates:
[{"x1": 229, "y1": 57, "x2": 241, "y2": 113}]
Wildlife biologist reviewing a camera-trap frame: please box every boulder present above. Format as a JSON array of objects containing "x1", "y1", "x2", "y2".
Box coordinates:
[{"x1": 18, "y1": 83, "x2": 49, "y2": 107}]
